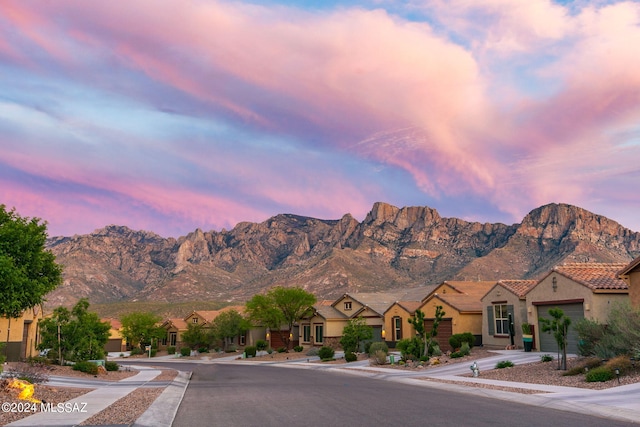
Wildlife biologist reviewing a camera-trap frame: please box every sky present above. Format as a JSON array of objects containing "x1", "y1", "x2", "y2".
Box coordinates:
[{"x1": 1, "y1": 0, "x2": 639, "y2": 238}]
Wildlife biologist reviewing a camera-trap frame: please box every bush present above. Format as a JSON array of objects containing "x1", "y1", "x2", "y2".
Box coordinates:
[
  {"x1": 244, "y1": 346, "x2": 257, "y2": 357},
  {"x1": 430, "y1": 343, "x2": 442, "y2": 357},
  {"x1": 293, "y1": 345, "x2": 303, "y2": 352},
  {"x1": 225, "y1": 345, "x2": 237, "y2": 353},
  {"x1": 198, "y1": 347, "x2": 209, "y2": 353},
  {"x1": 495, "y1": 360, "x2": 514, "y2": 369},
  {"x1": 450, "y1": 351, "x2": 464, "y2": 358},
  {"x1": 370, "y1": 350, "x2": 388, "y2": 365},
  {"x1": 130, "y1": 347, "x2": 144, "y2": 356},
  {"x1": 449, "y1": 333, "x2": 475, "y2": 351},
  {"x1": 364, "y1": 342, "x2": 372, "y2": 355},
  {"x1": 586, "y1": 366, "x2": 615, "y2": 382},
  {"x1": 396, "y1": 337, "x2": 423, "y2": 361},
  {"x1": 180, "y1": 347, "x2": 191, "y2": 357},
  {"x1": 277, "y1": 347, "x2": 287, "y2": 353},
  {"x1": 460, "y1": 342, "x2": 471, "y2": 356},
  {"x1": 256, "y1": 340, "x2": 268, "y2": 351},
  {"x1": 150, "y1": 349, "x2": 157, "y2": 357},
  {"x1": 604, "y1": 355, "x2": 633, "y2": 374},
  {"x1": 540, "y1": 354, "x2": 554, "y2": 362},
  {"x1": 564, "y1": 357, "x2": 602, "y2": 376},
  {"x1": 73, "y1": 361, "x2": 99, "y2": 375},
  {"x1": 368, "y1": 342, "x2": 389, "y2": 356},
  {"x1": 345, "y1": 352, "x2": 358, "y2": 362},
  {"x1": 266, "y1": 347, "x2": 274, "y2": 354},
  {"x1": 318, "y1": 346, "x2": 335, "y2": 360},
  {"x1": 306, "y1": 347, "x2": 319, "y2": 356},
  {"x1": 105, "y1": 361, "x2": 120, "y2": 372},
  {"x1": 167, "y1": 346, "x2": 176, "y2": 355}
]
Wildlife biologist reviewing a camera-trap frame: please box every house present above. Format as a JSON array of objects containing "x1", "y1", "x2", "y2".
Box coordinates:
[
  {"x1": 102, "y1": 318, "x2": 127, "y2": 353},
  {"x1": 159, "y1": 305, "x2": 248, "y2": 350},
  {"x1": 618, "y1": 256, "x2": 640, "y2": 308},
  {"x1": 381, "y1": 285, "x2": 437, "y2": 347},
  {"x1": 0, "y1": 306, "x2": 43, "y2": 361},
  {"x1": 481, "y1": 280, "x2": 538, "y2": 350},
  {"x1": 418, "y1": 281, "x2": 496, "y2": 351},
  {"x1": 526, "y1": 263, "x2": 629, "y2": 354}
]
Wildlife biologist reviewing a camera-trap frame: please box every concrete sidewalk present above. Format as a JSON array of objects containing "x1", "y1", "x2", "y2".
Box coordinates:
[{"x1": 6, "y1": 365, "x2": 188, "y2": 427}]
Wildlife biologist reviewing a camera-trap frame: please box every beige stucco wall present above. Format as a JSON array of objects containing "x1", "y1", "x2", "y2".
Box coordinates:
[
  {"x1": 333, "y1": 296, "x2": 363, "y2": 317},
  {"x1": 383, "y1": 304, "x2": 416, "y2": 342},
  {"x1": 1, "y1": 307, "x2": 42, "y2": 360},
  {"x1": 481, "y1": 286, "x2": 527, "y2": 349},
  {"x1": 628, "y1": 270, "x2": 640, "y2": 309},
  {"x1": 419, "y1": 299, "x2": 481, "y2": 335}
]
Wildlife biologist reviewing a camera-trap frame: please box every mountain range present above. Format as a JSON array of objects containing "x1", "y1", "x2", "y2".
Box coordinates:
[{"x1": 44, "y1": 202, "x2": 640, "y2": 308}]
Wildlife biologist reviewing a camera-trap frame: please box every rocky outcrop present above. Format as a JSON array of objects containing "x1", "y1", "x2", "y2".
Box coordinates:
[{"x1": 45, "y1": 203, "x2": 640, "y2": 307}]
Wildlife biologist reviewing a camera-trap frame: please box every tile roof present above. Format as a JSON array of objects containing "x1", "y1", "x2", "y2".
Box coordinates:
[
  {"x1": 393, "y1": 301, "x2": 422, "y2": 314},
  {"x1": 553, "y1": 263, "x2": 628, "y2": 290},
  {"x1": 163, "y1": 318, "x2": 188, "y2": 329},
  {"x1": 496, "y1": 280, "x2": 538, "y2": 298},
  {"x1": 432, "y1": 293, "x2": 483, "y2": 313},
  {"x1": 313, "y1": 304, "x2": 347, "y2": 320},
  {"x1": 441, "y1": 281, "x2": 497, "y2": 297}
]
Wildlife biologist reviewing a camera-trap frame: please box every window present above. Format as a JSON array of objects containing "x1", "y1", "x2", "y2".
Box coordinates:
[
  {"x1": 303, "y1": 324, "x2": 311, "y2": 343},
  {"x1": 169, "y1": 332, "x2": 177, "y2": 347},
  {"x1": 344, "y1": 302, "x2": 352, "y2": 311},
  {"x1": 192, "y1": 317, "x2": 198, "y2": 324},
  {"x1": 494, "y1": 304, "x2": 509, "y2": 335},
  {"x1": 393, "y1": 317, "x2": 402, "y2": 341},
  {"x1": 162, "y1": 336, "x2": 168, "y2": 346},
  {"x1": 239, "y1": 333, "x2": 246, "y2": 346},
  {"x1": 314, "y1": 324, "x2": 324, "y2": 344}
]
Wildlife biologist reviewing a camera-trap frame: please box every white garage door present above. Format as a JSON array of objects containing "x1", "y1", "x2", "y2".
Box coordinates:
[{"x1": 537, "y1": 303, "x2": 584, "y2": 355}]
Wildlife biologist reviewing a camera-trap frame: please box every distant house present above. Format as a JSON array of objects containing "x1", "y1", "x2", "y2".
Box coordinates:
[
  {"x1": 383, "y1": 301, "x2": 422, "y2": 347},
  {"x1": 481, "y1": 280, "x2": 538, "y2": 350},
  {"x1": 158, "y1": 306, "x2": 248, "y2": 351},
  {"x1": 102, "y1": 318, "x2": 127, "y2": 353},
  {"x1": 418, "y1": 281, "x2": 496, "y2": 351},
  {"x1": 1, "y1": 306, "x2": 43, "y2": 361},
  {"x1": 526, "y1": 263, "x2": 628, "y2": 354},
  {"x1": 618, "y1": 256, "x2": 640, "y2": 308}
]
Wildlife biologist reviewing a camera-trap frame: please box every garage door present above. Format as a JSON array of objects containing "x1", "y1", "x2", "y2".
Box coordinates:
[
  {"x1": 537, "y1": 303, "x2": 584, "y2": 355},
  {"x1": 424, "y1": 318, "x2": 453, "y2": 352}
]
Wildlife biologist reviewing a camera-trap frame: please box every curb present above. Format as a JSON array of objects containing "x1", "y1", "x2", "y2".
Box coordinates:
[{"x1": 132, "y1": 370, "x2": 191, "y2": 427}]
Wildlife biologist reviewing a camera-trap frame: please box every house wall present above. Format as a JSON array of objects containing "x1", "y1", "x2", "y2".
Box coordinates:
[
  {"x1": 0, "y1": 308, "x2": 41, "y2": 361},
  {"x1": 625, "y1": 269, "x2": 640, "y2": 309},
  {"x1": 333, "y1": 296, "x2": 363, "y2": 317},
  {"x1": 589, "y1": 293, "x2": 630, "y2": 321},
  {"x1": 481, "y1": 286, "x2": 527, "y2": 349},
  {"x1": 383, "y1": 304, "x2": 416, "y2": 346}
]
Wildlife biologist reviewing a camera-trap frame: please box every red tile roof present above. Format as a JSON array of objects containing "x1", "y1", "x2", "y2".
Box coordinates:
[
  {"x1": 496, "y1": 280, "x2": 538, "y2": 298},
  {"x1": 553, "y1": 263, "x2": 628, "y2": 290}
]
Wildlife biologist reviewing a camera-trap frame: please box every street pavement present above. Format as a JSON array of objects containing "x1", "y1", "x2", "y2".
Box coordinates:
[{"x1": 7, "y1": 350, "x2": 640, "y2": 426}]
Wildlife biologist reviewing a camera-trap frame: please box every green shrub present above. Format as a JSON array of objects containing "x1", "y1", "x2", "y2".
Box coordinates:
[
  {"x1": 318, "y1": 346, "x2": 335, "y2": 360},
  {"x1": 396, "y1": 337, "x2": 423, "y2": 361},
  {"x1": 460, "y1": 342, "x2": 471, "y2": 356},
  {"x1": 277, "y1": 346, "x2": 287, "y2": 353},
  {"x1": 180, "y1": 347, "x2": 191, "y2": 357},
  {"x1": 306, "y1": 347, "x2": 319, "y2": 356},
  {"x1": 73, "y1": 361, "x2": 99, "y2": 375},
  {"x1": 540, "y1": 354, "x2": 554, "y2": 362},
  {"x1": 586, "y1": 366, "x2": 614, "y2": 382},
  {"x1": 370, "y1": 350, "x2": 388, "y2": 365},
  {"x1": 167, "y1": 346, "x2": 176, "y2": 355},
  {"x1": 266, "y1": 347, "x2": 274, "y2": 354},
  {"x1": 225, "y1": 345, "x2": 237, "y2": 353},
  {"x1": 105, "y1": 361, "x2": 120, "y2": 371},
  {"x1": 244, "y1": 346, "x2": 257, "y2": 357},
  {"x1": 495, "y1": 360, "x2": 514, "y2": 369},
  {"x1": 293, "y1": 345, "x2": 303, "y2": 352},
  {"x1": 368, "y1": 341, "x2": 389, "y2": 356},
  {"x1": 430, "y1": 343, "x2": 442, "y2": 357},
  {"x1": 345, "y1": 352, "x2": 358, "y2": 362},
  {"x1": 450, "y1": 351, "x2": 463, "y2": 358},
  {"x1": 198, "y1": 347, "x2": 209, "y2": 353},
  {"x1": 130, "y1": 347, "x2": 144, "y2": 356},
  {"x1": 256, "y1": 340, "x2": 268, "y2": 351},
  {"x1": 564, "y1": 357, "x2": 602, "y2": 376},
  {"x1": 364, "y1": 342, "x2": 372, "y2": 355},
  {"x1": 449, "y1": 333, "x2": 475, "y2": 351}
]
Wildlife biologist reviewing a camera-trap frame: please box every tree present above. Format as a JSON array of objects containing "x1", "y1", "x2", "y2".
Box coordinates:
[
  {"x1": 540, "y1": 307, "x2": 571, "y2": 370},
  {"x1": 210, "y1": 309, "x2": 250, "y2": 351},
  {"x1": 181, "y1": 323, "x2": 210, "y2": 351},
  {"x1": 38, "y1": 299, "x2": 110, "y2": 364},
  {"x1": 1, "y1": 205, "x2": 63, "y2": 354},
  {"x1": 245, "y1": 286, "x2": 316, "y2": 350},
  {"x1": 408, "y1": 306, "x2": 445, "y2": 357},
  {"x1": 340, "y1": 316, "x2": 373, "y2": 354},
  {"x1": 120, "y1": 312, "x2": 165, "y2": 351}
]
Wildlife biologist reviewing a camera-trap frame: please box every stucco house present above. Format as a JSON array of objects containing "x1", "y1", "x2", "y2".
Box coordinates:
[
  {"x1": 481, "y1": 280, "x2": 538, "y2": 350},
  {"x1": 1, "y1": 305, "x2": 43, "y2": 361},
  {"x1": 418, "y1": 281, "x2": 495, "y2": 350},
  {"x1": 526, "y1": 263, "x2": 629, "y2": 354},
  {"x1": 383, "y1": 301, "x2": 422, "y2": 348},
  {"x1": 618, "y1": 256, "x2": 640, "y2": 308},
  {"x1": 102, "y1": 318, "x2": 127, "y2": 353}
]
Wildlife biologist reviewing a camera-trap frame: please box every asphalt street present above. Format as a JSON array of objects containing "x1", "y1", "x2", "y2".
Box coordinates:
[{"x1": 162, "y1": 362, "x2": 637, "y2": 427}]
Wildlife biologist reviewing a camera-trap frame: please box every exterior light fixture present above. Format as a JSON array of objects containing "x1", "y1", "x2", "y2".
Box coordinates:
[
  {"x1": 381, "y1": 329, "x2": 386, "y2": 339},
  {"x1": 615, "y1": 368, "x2": 620, "y2": 384}
]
